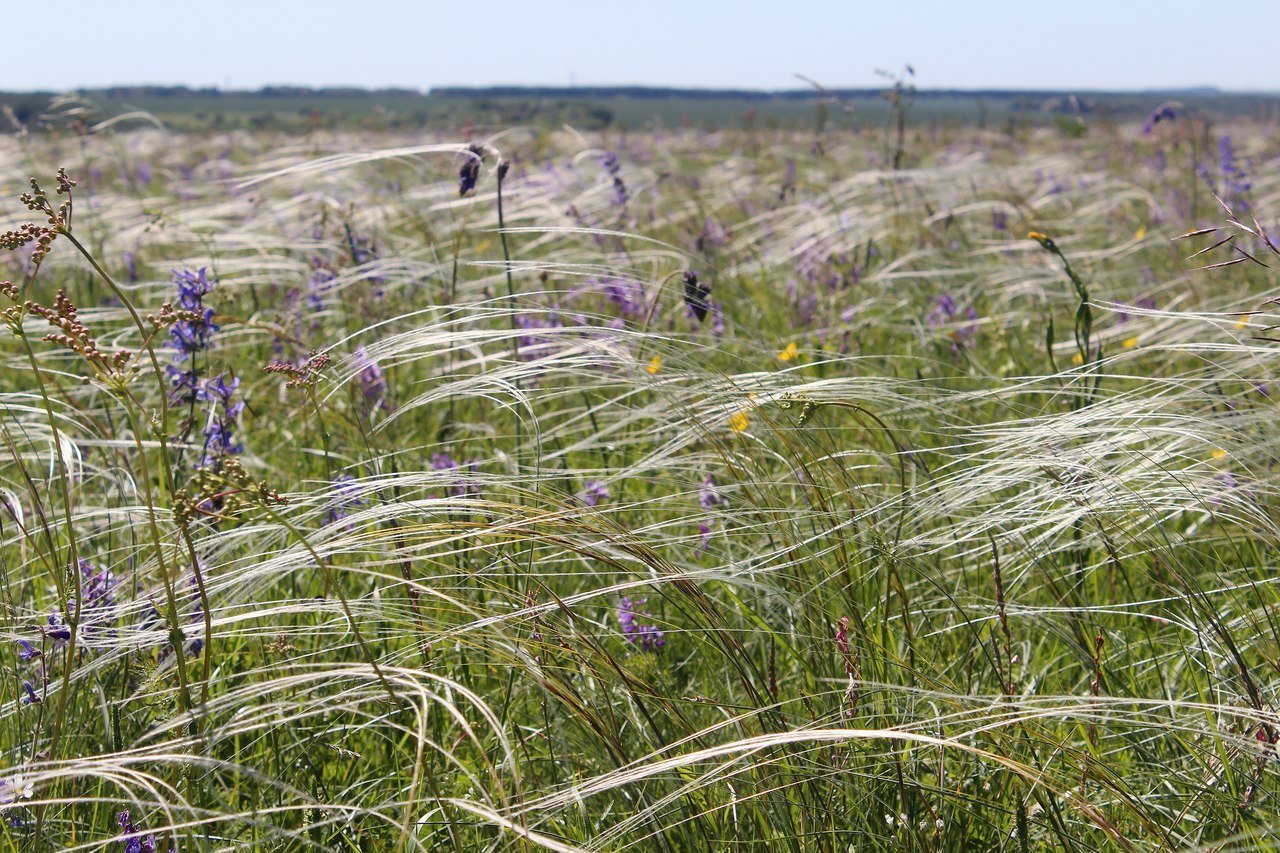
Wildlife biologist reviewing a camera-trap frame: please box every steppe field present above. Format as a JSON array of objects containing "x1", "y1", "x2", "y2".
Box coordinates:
[{"x1": 1, "y1": 110, "x2": 1279, "y2": 850}]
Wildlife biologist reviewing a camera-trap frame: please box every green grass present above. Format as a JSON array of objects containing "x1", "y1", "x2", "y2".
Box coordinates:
[{"x1": 0, "y1": 115, "x2": 1277, "y2": 850}]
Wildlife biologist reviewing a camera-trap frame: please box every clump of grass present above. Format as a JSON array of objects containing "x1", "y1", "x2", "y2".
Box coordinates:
[{"x1": 0, "y1": 114, "x2": 1277, "y2": 850}]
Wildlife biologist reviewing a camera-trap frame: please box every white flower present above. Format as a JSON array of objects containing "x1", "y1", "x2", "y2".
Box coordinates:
[{"x1": 0, "y1": 776, "x2": 32, "y2": 807}]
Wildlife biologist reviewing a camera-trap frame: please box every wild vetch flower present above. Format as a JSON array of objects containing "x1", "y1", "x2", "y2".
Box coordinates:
[
  {"x1": 513, "y1": 312, "x2": 564, "y2": 361},
  {"x1": 1218, "y1": 135, "x2": 1252, "y2": 212},
  {"x1": 1117, "y1": 295, "x2": 1157, "y2": 324},
  {"x1": 196, "y1": 374, "x2": 244, "y2": 468},
  {"x1": 601, "y1": 278, "x2": 644, "y2": 317},
  {"x1": 44, "y1": 610, "x2": 70, "y2": 643},
  {"x1": 354, "y1": 347, "x2": 390, "y2": 412},
  {"x1": 1142, "y1": 102, "x2": 1178, "y2": 136},
  {"x1": 116, "y1": 809, "x2": 159, "y2": 853},
  {"x1": 327, "y1": 474, "x2": 365, "y2": 526},
  {"x1": 578, "y1": 479, "x2": 610, "y2": 507},
  {"x1": 695, "y1": 522, "x2": 713, "y2": 555},
  {"x1": 600, "y1": 151, "x2": 628, "y2": 206},
  {"x1": 926, "y1": 293, "x2": 978, "y2": 351},
  {"x1": 72, "y1": 558, "x2": 118, "y2": 644},
  {"x1": 306, "y1": 259, "x2": 337, "y2": 312},
  {"x1": 699, "y1": 475, "x2": 727, "y2": 510},
  {"x1": 166, "y1": 268, "x2": 218, "y2": 404},
  {"x1": 431, "y1": 452, "x2": 480, "y2": 499},
  {"x1": 616, "y1": 596, "x2": 665, "y2": 652}
]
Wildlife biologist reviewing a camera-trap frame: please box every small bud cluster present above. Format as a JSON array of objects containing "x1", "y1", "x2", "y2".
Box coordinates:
[
  {"x1": 26, "y1": 289, "x2": 132, "y2": 372},
  {"x1": 1, "y1": 170, "x2": 76, "y2": 266},
  {"x1": 174, "y1": 456, "x2": 287, "y2": 526},
  {"x1": 264, "y1": 350, "x2": 330, "y2": 389}
]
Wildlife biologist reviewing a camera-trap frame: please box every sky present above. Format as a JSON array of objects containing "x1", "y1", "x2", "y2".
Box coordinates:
[{"x1": 4, "y1": 0, "x2": 1277, "y2": 93}]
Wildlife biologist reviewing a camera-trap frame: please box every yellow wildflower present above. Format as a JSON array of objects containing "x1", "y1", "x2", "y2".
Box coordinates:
[
  {"x1": 1122, "y1": 337, "x2": 1138, "y2": 349},
  {"x1": 1027, "y1": 231, "x2": 1048, "y2": 242},
  {"x1": 1134, "y1": 226, "x2": 1147, "y2": 240},
  {"x1": 1211, "y1": 448, "x2": 1227, "y2": 460},
  {"x1": 729, "y1": 411, "x2": 749, "y2": 433},
  {"x1": 1235, "y1": 318, "x2": 1250, "y2": 329},
  {"x1": 646, "y1": 355, "x2": 662, "y2": 374},
  {"x1": 777, "y1": 342, "x2": 799, "y2": 362},
  {"x1": 1072, "y1": 352, "x2": 1084, "y2": 365}
]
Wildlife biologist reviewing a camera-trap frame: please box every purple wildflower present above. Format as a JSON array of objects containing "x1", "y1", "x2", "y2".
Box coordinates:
[
  {"x1": 1117, "y1": 295, "x2": 1157, "y2": 324},
  {"x1": 116, "y1": 810, "x2": 158, "y2": 853},
  {"x1": 44, "y1": 611, "x2": 70, "y2": 643},
  {"x1": 601, "y1": 279, "x2": 644, "y2": 317},
  {"x1": 1142, "y1": 102, "x2": 1178, "y2": 136},
  {"x1": 123, "y1": 251, "x2": 138, "y2": 283},
  {"x1": 431, "y1": 452, "x2": 480, "y2": 499},
  {"x1": 327, "y1": 474, "x2": 365, "y2": 526},
  {"x1": 696, "y1": 522, "x2": 712, "y2": 555},
  {"x1": 354, "y1": 347, "x2": 390, "y2": 411},
  {"x1": 616, "y1": 596, "x2": 665, "y2": 652},
  {"x1": 71, "y1": 558, "x2": 119, "y2": 644},
  {"x1": 166, "y1": 269, "x2": 218, "y2": 404},
  {"x1": 699, "y1": 475, "x2": 726, "y2": 510},
  {"x1": 1218, "y1": 135, "x2": 1251, "y2": 212},
  {"x1": 195, "y1": 375, "x2": 244, "y2": 468},
  {"x1": 306, "y1": 260, "x2": 337, "y2": 311},
  {"x1": 16, "y1": 640, "x2": 38, "y2": 660},
  {"x1": 578, "y1": 479, "x2": 610, "y2": 507},
  {"x1": 600, "y1": 152, "x2": 628, "y2": 206},
  {"x1": 926, "y1": 293, "x2": 979, "y2": 350},
  {"x1": 20, "y1": 682, "x2": 39, "y2": 704}
]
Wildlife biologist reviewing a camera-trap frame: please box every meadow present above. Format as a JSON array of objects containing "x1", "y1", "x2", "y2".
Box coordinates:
[{"x1": 0, "y1": 108, "x2": 1278, "y2": 850}]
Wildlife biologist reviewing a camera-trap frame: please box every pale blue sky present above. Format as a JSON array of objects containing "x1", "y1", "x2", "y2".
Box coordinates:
[{"x1": 5, "y1": 0, "x2": 1276, "y2": 92}]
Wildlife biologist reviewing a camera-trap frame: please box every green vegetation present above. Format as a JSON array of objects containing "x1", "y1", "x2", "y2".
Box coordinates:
[{"x1": 0, "y1": 109, "x2": 1278, "y2": 849}]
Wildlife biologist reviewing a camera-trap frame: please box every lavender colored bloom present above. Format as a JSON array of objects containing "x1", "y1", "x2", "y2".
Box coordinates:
[
  {"x1": 354, "y1": 347, "x2": 389, "y2": 411},
  {"x1": 327, "y1": 474, "x2": 365, "y2": 526},
  {"x1": 578, "y1": 479, "x2": 610, "y2": 507},
  {"x1": 1142, "y1": 102, "x2": 1178, "y2": 136},
  {"x1": 45, "y1": 611, "x2": 70, "y2": 643},
  {"x1": 16, "y1": 640, "x2": 37, "y2": 660},
  {"x1": 1117, "y1": 295, "x2": 1157, "y2": 324},
  {"x1": 20, "y1": 682, "x2": 39, "y2": 704},
  {"x1": 71, "y1": 558, "x2": 119, "y2": 644},
  {"x1": 431, "y1": 452, "x2": 480, "y2": 499},
  {"x1": 167, "y1": 268, "x2": 219, "y2": 404},
  {"x1": 307, "y1": 260, "x2": 337, "y2": 311},
  {"x1": 513, "y1": 312, "x2": 564, "y2": 360},
  {"x1": 196, "y1": 375, "x2": 244, "y2": 467},
  {"x1": 599, "y1": 152, "x2": 628, "y2": 206},
  {"x1": 927, "y1": 293, "x2": 979, "y2": 351},
  {"x1": 699, "y1": 475, "x2": 727, "y2": 510},
  {"x1": 116, "y1": 809, "x2": 159, "y2": 853},
  {"x1": 601, "y1": 279, "x2": 644, "y2": 317},
  {"x1": 1218, "y1": 135, "x2": 1252, "y2": 212},
  {"x1": 696, "y1": 522, "x2": 713, "y2": 555},
  {"x1": 616, "y1": 596, "x2": 665, "y2": 652}
]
